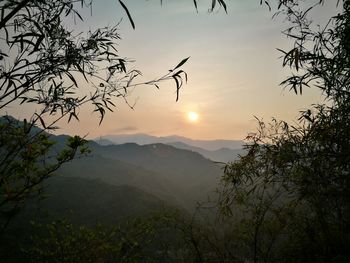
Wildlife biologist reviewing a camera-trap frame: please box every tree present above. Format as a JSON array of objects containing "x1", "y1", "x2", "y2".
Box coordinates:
[
  {"x1": 0, "y1": 116, "x2": 90, "y2": 232},
  {"x1": 23, "y1": 210, "x2": 222, "y2": 263},
  {"x1": 0, "y1": 0, "x2": 190, "y2": 231},
  {"x1": 219, "y1": 0, "x2": 350, "y2": 262}
]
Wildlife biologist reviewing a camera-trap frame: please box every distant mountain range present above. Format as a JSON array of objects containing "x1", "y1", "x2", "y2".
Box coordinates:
[
  {"x1": 11, "y1": 133, "x2": 223, "y2": 228},
  {"x1": 166, "y1": 141, "x2": 245, "y2": 163},
  {"x1": 58, "y1": 141, "x2": 223, "y2": 211},
  {"x1": 3, "y1": 116, "x2": 242, "y2": 228},
  {"x1": 94, "y1": 134, "x2": 246, "y2": 163},
  {"x1": 95, "y1": 134, "x2": 244, "y2": 151}
]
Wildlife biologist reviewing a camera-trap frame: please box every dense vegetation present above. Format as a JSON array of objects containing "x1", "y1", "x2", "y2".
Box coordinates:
[
  {"x1": 1, "y1": 0, "x2": 349, "y2": 262},
  {"x1": 218, "y1": 0, "x2": 350, "y2": 261}
]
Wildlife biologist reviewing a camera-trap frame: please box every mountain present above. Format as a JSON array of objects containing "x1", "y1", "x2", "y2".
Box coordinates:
[
  {"x1": 18, "y1": 176, "x2": 168, "y2": 226},
  {"x1": 166, "y1": 141, "x2": 246, "y2": 163},
  {"x1": 91, "y1": 142, "x2": 221, "y2": 183},
  {"x1": 95, "y1": 133, "x2": 244, "y2": 151},
  {"x1": 93, "y1": 137, "x2": 115, "y2": 146},
  {"x1": 2, "y1": 118, "x2": 225, "y2": 220},
  {"x1": 50, "y1": 137, "x2": 223, "y2": 211},
  {"x1": 88, "y1": 142, "x2": 223, "y2": 210},
  {"x1": 58, "y1": 152, "x2": 185, "y2": 209},
  {"x1": 94, "y1": 135, "x2": 245, "y2": 163}
]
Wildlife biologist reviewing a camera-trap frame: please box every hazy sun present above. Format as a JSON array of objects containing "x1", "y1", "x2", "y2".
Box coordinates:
[{"x1": 187, "y1": 111, "x2": 199, "y2": 122}]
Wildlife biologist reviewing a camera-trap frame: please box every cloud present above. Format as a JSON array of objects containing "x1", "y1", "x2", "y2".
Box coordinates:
[{"x1": 112, "y1": 126, "x2": 138, "y2": 133}]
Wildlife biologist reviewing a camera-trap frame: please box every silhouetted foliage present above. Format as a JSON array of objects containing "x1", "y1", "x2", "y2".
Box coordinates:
[
  {"x1": 219, "y1": 1, "x2": 350, "y2": 262},
  {"x1": 0, "y1": 116, "x2": 91, "y2": 233},
  {"x1": 21, "y1": 211, "x2": 230, "y2": 263},
  {"x1": 0, "y1": 0, "x2": 189, "y2": 231}
]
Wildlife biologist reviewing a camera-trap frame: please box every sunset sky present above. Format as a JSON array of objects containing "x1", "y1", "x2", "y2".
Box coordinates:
[{"x1": 10, "y1": 0, "x2": 339, "y2": 140}]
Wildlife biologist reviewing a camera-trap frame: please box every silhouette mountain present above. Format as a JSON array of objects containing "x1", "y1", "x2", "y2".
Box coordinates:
[
  {"x1": 50, "y1": 134, "x2": 223, "y2": 211},
  {"x1": 2, "y1": 117, "x2": 225, "y2": 224},
  {"x1": 95, "y1": 133, "x2": 244, "y2": 151},
  {"x1": 166, "y1": 141, "x2": 246, "y2": 163}
]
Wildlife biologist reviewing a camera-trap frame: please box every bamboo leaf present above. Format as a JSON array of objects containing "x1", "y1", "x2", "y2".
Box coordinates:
[
  {"x1": 119, "y1": 0, "x2": 135, "y2": 30},
  {"x1": 193, "y1": 0, "x2": 198, "y2": 12},
  {"x1": 35, "y1": 113, "x2": 46, "y2": 129},
  {"x1": 173, "y1": 76, "x2": 180, "y2": 102},
  {"x1": 294, "y1": 48, "x2": 299, "y2": 71},
  {"x1": 218, "y1": 0, "x2": 227, "y2": 13},
  {"x1": 173, "y1": 57, "x2": 190, "y2": 70},
  {"x1": 211, "y1": 0, "x2": 217, "y2": 11}
]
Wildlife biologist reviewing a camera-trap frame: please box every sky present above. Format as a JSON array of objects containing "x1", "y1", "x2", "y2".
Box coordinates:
[{"x1": 7, "y1": 0, "x2": 340, "y2": 140}]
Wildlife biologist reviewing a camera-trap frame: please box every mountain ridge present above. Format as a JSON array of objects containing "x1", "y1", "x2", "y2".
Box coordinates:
[{"x1": 95, "y1": 133, "x2": 244, "y2": 151}]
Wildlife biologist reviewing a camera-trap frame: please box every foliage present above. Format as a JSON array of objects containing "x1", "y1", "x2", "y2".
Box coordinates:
[
  {"x1": 219, "y1": 1, "x2": 350, "y2": 262},
  {"x1": 276, "y1": 0, "x2": 349, "y2": 102},
  {"x1": 0, "y1": 0, "x2": 189, "y2": 231},
  {"x1": 0, "y1": 0, "x2": 188, "y2": 126},
  {"x1": 0, "y1": 116, "x2": 90, "y2": 232},
  {"x1": 25, "y1": 218, "x2": 158, "y2": 263},
  {"x1": 23, "y1": 211, "x2": 210, "y2": 263}
]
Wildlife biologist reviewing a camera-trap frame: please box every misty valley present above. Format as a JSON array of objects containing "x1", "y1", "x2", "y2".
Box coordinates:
[{"x1": 1, "y1": 124, "x2": 246, "y2": 261}]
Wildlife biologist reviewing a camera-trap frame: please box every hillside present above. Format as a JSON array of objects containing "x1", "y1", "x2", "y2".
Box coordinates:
[
  {"x1": 96, "y1": 133, "x2": 244, "y2": 151},
  {"x1": 56, "y1": 142, "x2": 223, "y2": 211},
  {"x1": 14, "y1": 176, "x2": 168, "y2": 227},
  {"x1": 166, "y1": 141, "x2": 246, "y2": 163},
  {"x1": 58, "y1": 153, "x2": 185, "y2": 209},
  {"x1": 0, "y1": 120, "x2": 224, "y2": 214},
  {"x1": 90, "y1": 143, "x2": 222, "y2": 207}
]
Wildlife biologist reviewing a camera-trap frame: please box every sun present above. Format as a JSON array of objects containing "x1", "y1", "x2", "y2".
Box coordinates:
[{"x1": 187, "y1": 111, "x2": 199, "y2": 122}]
